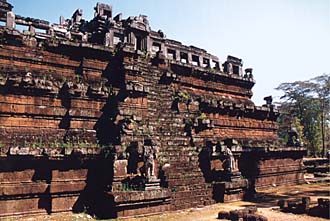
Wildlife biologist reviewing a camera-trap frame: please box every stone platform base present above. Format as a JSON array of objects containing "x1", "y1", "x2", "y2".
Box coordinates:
[
  {"x1": 255, "y1": 171, "x2": 305, "y2": 190},
  {"x1": 239, "y1": 148, "x2": 306, "y2": 190},
  {"x1": 0, "y1": 156, "x2": 89, "y2": 217},
  {"x1": 213, "y1": 179, "x2": 248, "y2": 203},
  {"x1": 0, "y1": 156, "x2": 172, "y2": 219},
  {"x1": 112, "y1": 189, "x2": 172, "y2": 217}
]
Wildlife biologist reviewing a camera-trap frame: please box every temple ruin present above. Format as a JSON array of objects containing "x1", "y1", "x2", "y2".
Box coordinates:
[{"x1": 0, "y1": 1, "x2": 306, "y2": 218}]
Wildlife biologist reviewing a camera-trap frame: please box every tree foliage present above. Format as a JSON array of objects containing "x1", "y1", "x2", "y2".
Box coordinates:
[{"x1": 276, "y1": 74, "x2": 330, "y2": 156}]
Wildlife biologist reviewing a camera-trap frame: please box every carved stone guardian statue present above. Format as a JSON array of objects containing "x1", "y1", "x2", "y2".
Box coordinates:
[{"x1": 143, "y1": 145, "x2": 157, "y2": 179}]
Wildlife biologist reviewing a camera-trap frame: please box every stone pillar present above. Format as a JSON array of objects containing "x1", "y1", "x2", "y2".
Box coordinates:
[
  {"x1": 128, "y1": 32, "x2": 136, "y2": 46},
  {"x1": 161, "y1": 42, "x2": 166, "y2": 58},
  {"x1": 147, "y1": 35, "x2": 152, "y2": 53},
  {"x1": 28, "y1": 26, "x2": 35, "y2": 34},
  {"x1": 59, "y1": 16, "x2": 65, "y2": 26},
  {"x1": 141, "y1": 37, "x2": 147, "y2": 51},
  {"x1": 233, "y1": 158, "x2": 239, "y2": 172},
  {"x1": 217, "y1": 61, "x2": 222, "y2": 71},
  {"x1": 48, "y1": 28, "x2": 55, "y2": 37},
  {"x1": 175, "y1": 50, "x2": 180, "y2": 62},
  {"x1": 187, "y1": 53, "x2": 192, "y2": 64},
  {"x1": 6, "y1": 11, "x2": 15, "y2": 30},
  {"x1": 225, "y1": 62, "x2": 233, "y2": 74},
  {"x1": 238, "y1": 66, "x2": 243, "y2": 76},
  {"x1": 199, "y1": 56, "x2": 203, "y2": 67},
  {"x1": 104, "y1": 30, "x2": 114, "y2": 47}
]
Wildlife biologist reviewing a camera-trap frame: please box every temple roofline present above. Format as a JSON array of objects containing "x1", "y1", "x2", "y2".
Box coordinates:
[{"x1": 0, "y1": 1, "x2": 254, "y2": 80}]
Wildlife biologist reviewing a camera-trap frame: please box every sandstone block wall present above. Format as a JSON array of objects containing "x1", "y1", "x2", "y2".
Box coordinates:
[{"x1": 0, "y1": 0, "x2": 306, "y2": 218}]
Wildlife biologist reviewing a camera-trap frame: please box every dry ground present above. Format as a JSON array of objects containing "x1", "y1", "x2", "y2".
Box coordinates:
[{"x1": 2, "y1": 182, "x2": 329, "y2": 221}]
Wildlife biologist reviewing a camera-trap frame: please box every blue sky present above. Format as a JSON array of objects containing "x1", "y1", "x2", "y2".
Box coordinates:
[{"x1": 9, "y1": 0, "x2": 330, "y2": 105}]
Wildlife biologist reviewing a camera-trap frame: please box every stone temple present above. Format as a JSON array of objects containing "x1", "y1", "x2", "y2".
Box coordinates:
[{"x1": 0, "y1": 1, "x2": 306, "y2": 218}]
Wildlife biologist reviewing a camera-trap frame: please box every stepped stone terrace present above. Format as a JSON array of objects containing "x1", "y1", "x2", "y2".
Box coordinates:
[{"x1": 0, "y1": 0, "x2": 306, "y2": 218}]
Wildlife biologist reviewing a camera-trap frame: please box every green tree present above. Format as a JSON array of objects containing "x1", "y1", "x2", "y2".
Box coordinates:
[
  {"x1": 276, "y1": 74, "x2": 330, "y2": 157},
  {"x1": 309, "y1": 75, "x2": 330, "y2": 157},
  {"x1": 277, "y1": 106, "x2": 304, "y2": 144}
]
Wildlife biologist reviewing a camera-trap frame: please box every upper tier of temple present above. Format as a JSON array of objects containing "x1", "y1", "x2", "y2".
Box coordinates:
[{"x1": 0, "y1": 0, "x2": 254, "y2": 84}]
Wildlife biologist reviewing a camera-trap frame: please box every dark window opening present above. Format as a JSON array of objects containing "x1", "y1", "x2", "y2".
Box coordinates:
[
  {"x1": 103, "y1": 9, "x2": 112, "y2": 18},
  {"x1": 136, "y1": 35, "x2": 142, "y2": 51},
  {"x1": 71, "y1": 32, "x2": 83, "y2": 41},
  {"x1": 192, "y1": 55, "x2": 200, "y2": 66},
  {"x1": 167, "y1": 49, "x2": 176, "y2": 60},
  {"x1": 203, "y1": 58, "x2": 210, "y2": 68},
  {"x1": 114, "y1": 33, "x2": 123, "y2": 46},
  {"x1": 135, "y1": 35, "x2": 147, "y2": 51},
  {"x1": 211, "y1": 60, "x2": 220, "y2": 70},
  {"x1": 180, "y1": 52, "x2": 188, "y2": 64},
  {"x1": 152, "y1": 42, "x2": 161, "y2": 53},
  {"x1": 233, "y1": 65, "x2": 240, "y2": 75}
]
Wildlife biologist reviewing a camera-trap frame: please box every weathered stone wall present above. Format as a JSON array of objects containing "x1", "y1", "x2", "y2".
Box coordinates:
[
  {"x1": 0, "y1": 41, "x2": 110, "y2": 152},
  {"x1": 0, "y1": 157, "x2": 88, "y2": 216},
  {"x1": 239, "y1": 150, "x2": 305, "y2": 190}
]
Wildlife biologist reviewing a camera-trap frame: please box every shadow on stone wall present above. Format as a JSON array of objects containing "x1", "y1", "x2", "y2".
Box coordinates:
[
  {"x1": 94, "y1": 95, "x2": 121, "y2": 145},
  {"x1": 72, "y1": 152, "x2": 116, "y2": 219},
  {"x1": 72, "y1": 50, "x2": 125, "y2": 219},
  {"x1": 238, "y1": 152, "x2": 259, "y2": 198},
  {"x1": 198, "y1": 142, "x2": 227, "y2": 203},
  {"x1": 198, "y1": 144, "x2": 213, "y2": 183},
  {"x1": 0, "y1": 156, "x2": 117, "y2": 218},
  {"x1": 95, "y1": 49, "x2": 125, "y2": 146}
]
